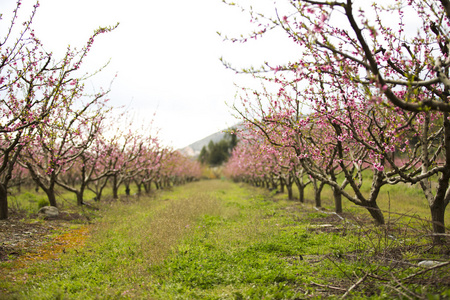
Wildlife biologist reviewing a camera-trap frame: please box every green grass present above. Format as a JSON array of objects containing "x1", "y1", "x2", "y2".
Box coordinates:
[
  {"x1": 1, "y1": 180, "x2": 449, "y2": 299},
  {"x1": 7, "y1": 183, "x2": 143, "y2": 220},
  {"x1": 295, "y1": 175, "x2": 449, "y2": 227}
]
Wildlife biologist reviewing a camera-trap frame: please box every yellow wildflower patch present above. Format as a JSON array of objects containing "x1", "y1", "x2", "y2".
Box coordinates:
[
  {"x1": 17, "y1": 226, "x2": 89, "y2": 265},
  {"x1": 0, "y1": 226, "x2": 90, "y2": 283}
]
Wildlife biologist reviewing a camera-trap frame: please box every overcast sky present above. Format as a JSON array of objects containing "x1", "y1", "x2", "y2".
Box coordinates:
[{"x1": 2, "y1": 0, "x2": 299, "y2": 149}]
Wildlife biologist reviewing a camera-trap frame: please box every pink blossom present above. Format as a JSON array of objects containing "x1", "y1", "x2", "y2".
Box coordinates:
[
  {"x1": 313, "y1": 24, "x2": 323, "y2": 33},
  {"x1": 373, "y1": 163, "x2": 384, "y2": 172}
]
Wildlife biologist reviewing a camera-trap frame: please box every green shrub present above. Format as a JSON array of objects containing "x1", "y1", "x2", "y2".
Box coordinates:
[
  {"x1": 22, "y1": 192, "x2": 37, "y2": 202},
  {"x1": 37, "y1": 198, "x2": 50, "y2": 209}
]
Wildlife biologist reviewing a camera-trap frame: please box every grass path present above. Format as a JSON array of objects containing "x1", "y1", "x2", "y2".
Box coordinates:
[{"x1": 1, "y1": 180, "x2": 449, "y2": 299}]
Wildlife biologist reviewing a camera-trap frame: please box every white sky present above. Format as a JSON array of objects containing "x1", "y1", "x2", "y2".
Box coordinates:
[{"x1": 1, "y1": 0, "x2": 299, "y2": 149}]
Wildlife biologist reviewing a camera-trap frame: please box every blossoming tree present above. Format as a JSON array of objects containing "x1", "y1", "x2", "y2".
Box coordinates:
[
  {"x1": 0, "y1": 1, "x2": 115, "y2": 218},
  {"x1": 223, "y1": 0, "x2": 450, "y2": 242}
]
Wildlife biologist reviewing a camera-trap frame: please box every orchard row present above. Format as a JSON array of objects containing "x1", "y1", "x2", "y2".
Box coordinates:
[
  {"x1": 222, "y1": 0, "x2": 450, "y2": 244},
  {"x1": 0, "y1": 2, "x2": 201, "y2": 220}
]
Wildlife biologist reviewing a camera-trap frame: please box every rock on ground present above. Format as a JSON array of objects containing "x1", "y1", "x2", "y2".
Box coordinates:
[{"x1": 38, "y1": 206, "x2": 59, "y2": 218}]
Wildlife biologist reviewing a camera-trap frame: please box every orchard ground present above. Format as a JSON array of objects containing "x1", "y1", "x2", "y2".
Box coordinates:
[{"x1": 0, "y1": 179, "x2": 449, "y2": 299}]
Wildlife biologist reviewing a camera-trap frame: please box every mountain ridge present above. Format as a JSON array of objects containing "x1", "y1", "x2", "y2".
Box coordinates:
[{"x1": 179, "y1": 123, "x2": 240, "y2": 157}]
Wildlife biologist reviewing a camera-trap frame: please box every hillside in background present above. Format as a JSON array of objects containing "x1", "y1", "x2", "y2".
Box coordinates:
[
  {"x1": 179, "y1": 123, "x2": 242, "y2": 157},
  {"x1": 179, "y1": 131, "x2": 226, "y2": 157}
]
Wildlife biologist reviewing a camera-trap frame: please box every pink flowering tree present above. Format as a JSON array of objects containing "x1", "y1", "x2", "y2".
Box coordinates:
[
  {"x1": 224, "y1": 143, "x2": 252, "y2": 183},
  {"x1": 103, "y1": 129, "x2": 145, "y2": 199},
  {"x1": 92, "y1": 110, "x2": 161, "y2": 199},
  {"x1": 49, "y1": 106, "x2": 111, "y2": 206},
  {"x1": 224, "y1": 132, "x2": 303, "y2": 200},
  {"x1": 231, "y1": 58, "x2": 439, "y2": 225},
  {"x1": 294, "y1": 0, "x2": 449, "y2": 241},
  {"x1": 246, "y1": 129, "x2": 301, "y2": 200},
  {"x1": 224, "y1": 142, "x2": 259, "y2": 184},
  {"x1": 19, "y1": 82, "x2": 111, "y2": 207},
  {"x1": 84, "y1": 134, "x2": 116, "y2": 201},
  {"x1": 17, "y1": 24, "x2": 116, "y2": 207},
  {"x1": 0, "y1": 1, "x2": 115, "y2": 218},
  {"x1": 131, "y1": 141, "x2": 163, "y2": 195},
  {"x1": 223, "y1": 0, "x2": 450, "y2": 242},
  {"x1": 169, "y1": 151, "x2": 202, "y2": 185},
  {"x1": 0, "y1": 2, "x2": 45, "y2": 219},
  {"x1": 156, "y1": 150, "x2": 186, "y2": 189}
]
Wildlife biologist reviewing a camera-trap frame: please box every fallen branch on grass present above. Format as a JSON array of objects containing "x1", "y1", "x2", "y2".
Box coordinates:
[
  {"x1": 401, "y1": 261, "x2": 450, "y2": 282},
  {"x1": 310, "y1": 281, "x2": 346, "y2": 292},
  {"x1": 389, "y1": 271, "x2": 423, "y2": 299},
  {"x1": 341, "y1": 273, "x2": 369, "y2": 299}
]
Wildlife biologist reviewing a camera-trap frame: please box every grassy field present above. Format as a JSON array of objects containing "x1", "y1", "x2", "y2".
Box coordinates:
[{"x1": 1, "y1": 180, "x2": 449, "y2": 299}]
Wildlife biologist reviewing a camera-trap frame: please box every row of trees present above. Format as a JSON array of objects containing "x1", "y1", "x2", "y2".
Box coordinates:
[
  {"x1": 0, "y1": 1, "x2": 201, "y2": 220},
  {"x1": 222, "y1": 0, "x2": 450, "y2": 244}
]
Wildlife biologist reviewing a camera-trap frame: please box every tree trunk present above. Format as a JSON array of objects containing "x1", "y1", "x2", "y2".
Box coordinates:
[
  {"x1": 144, "y1": 181, "x2": 152, "y2": 194},
  {"x1": 298, "y1": 185, "x2": 304, "y2": 203},
  {"x1": 330, "y1": 171, "x2": 342, "y2": 213},
  {"x1": 44, "y1": 187, "x2": 57, "y2": 207},
  {"x1": 112, "y1": 174, "x2": 119, "y2": 199},
  {"x1": 429, "y1": 113, "x2": 449, "y2": 244},
  {"x1": 313, "y1": 179, "x2": 324, "y2": 208},
  {"x1": 136, "y1": 182, "x2": 142, "y2": 195},
  {"x1": 271, "y1": 178, "x2": 278, "y2": 191},
  {"x1": 0, "y1": 138, "x2": 22, "y2": 220},
  {"x1": 26, "y1": 164, "x2": 57, "y2": 207},
  {"x1": 95, "y1": 189, "x2": 103, "y2": 202},
  {"x1": 428, "y1": 169, "x2": 449, "y2": 244},
  {"x1": 293, "y1": 176, "x2": 305, "y2": 203},
  {"x1": 76, "y1": 191, "x2": 83, "y2": 206},
  {"x1": 286, "y1": 182, "x2": 294, "y2": 200},
  {"x1": 430, "y1": 202, "x2": 446, "y2": 244},
  {"x1": 0, "y1": 184, "x2": 8, "y2": 220},
  {"x1": 279, "y1": 177, "x2": 285, "y2": 193},
  {"x1": 365, "y1": 201, "x2": 385, "y2": 225},
  {"x1": 112, "y1": 186, "x2": 119, "y2": 199},
  {"x1": 333, "y1": 186, "x2": 343, "y2": 213},
  {"x1": 17, "y1": 174, "x2": 22, "y2": 193},
  {"x1": 164, "y1": 176, "x2": 171, "y2": 188},
  {"x1": 97, "y1": 177, "x2": 109, "y2": 201}
]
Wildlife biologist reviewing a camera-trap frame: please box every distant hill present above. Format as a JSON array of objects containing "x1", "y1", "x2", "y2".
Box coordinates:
[
  {"x1": 179, "y1": 124, "x2": 241, "y2": 157},
  {"x1": 179, "y1": 131, "x2": 226, "y2": 157}
]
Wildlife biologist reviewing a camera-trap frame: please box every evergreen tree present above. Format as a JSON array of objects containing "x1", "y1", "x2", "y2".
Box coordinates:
[{"x1": 197, "y1": 130, "x2": 239, "y2": 166}]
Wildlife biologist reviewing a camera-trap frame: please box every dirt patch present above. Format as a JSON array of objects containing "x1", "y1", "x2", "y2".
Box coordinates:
[{"x1": 0, "y1": 210, "x2": 89, "y2": 262}]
